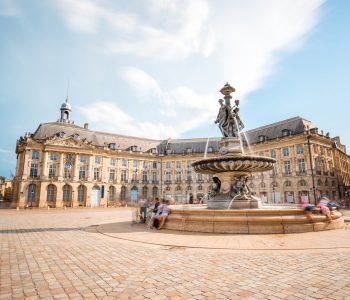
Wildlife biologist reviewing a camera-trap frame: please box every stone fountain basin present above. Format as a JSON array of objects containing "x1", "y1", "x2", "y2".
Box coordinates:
[
  {"x1": 192, "y1": 155, "x2": 276, "y2": 174},
  {"x1": 162, "y1": 205, "x2": 344, "y2": 234}
]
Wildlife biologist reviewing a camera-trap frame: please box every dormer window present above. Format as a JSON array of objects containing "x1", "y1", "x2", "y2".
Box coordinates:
[
  {"x1": 109, "y1": 143, "x2": 116, "y2": 150},
  {"x1": 131, "y1": 145, "x2": 139, "y2": 152},
  {"x1": 282, "y1": 129, "x2": 291, "y2": 137},
  {"x1": 207, "y1": 146, "x2": 213, "y2": 153},
  {"x1": 166, "y1": 149, "x2": 172, "y2": 155},
  {"x1": 57, "y1": 131, "x2": 65, "y2": 138},
  {"x1": 73, "y1": 133, "x2": 79, "y2": 139},
  {"x1": 258, "y1": 135, "x2": 267, "y2": 142},
  {"x1": 186, "y1": 148, "x2": 192, "y2": 154},
  {"x1": 150, "y1": 148, "x2": 157, "y2": 154}
]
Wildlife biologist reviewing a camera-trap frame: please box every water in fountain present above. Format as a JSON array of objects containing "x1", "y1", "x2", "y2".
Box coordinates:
[
  {"x1": 233, "y1": 116, "x2": 245, "y2": 154},
  {"x1": 204, "y1": 137, "x2": 210, "y2": 159},
  {"x1": 241, "y1": 131, "x2": 253, "y2": 154}
]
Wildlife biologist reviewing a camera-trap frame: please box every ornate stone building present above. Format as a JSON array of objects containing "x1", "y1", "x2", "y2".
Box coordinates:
[{"x1": 12, "y1": 100, "x2": 350, "y2": 208}]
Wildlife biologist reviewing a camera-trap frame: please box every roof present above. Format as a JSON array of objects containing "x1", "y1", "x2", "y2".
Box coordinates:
[{"x1": 29, "y1": 116, "x2": 316, "y2": 154}]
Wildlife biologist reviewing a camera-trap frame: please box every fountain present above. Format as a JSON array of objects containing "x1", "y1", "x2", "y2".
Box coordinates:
[{"x1": 163, "y1": 83, "x2": 344, "y2": 234}]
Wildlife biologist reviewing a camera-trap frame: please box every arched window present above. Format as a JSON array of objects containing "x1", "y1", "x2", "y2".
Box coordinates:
[
  {"x1": 317, "y1": 179, "x2": 323, "y2": 186},
  {"x1": 325, "y1": 179, "x2": 329, "y2": 186},
  {"x1": 152, "y1": 187, "x2": 158, "y2": 198},
  {"x1": 176, "y1": 185, "x2": 182, "y2": 191},
  {"x1": 166, "y1": 186, "x2": 171, "y2": 191},
  {"x1": 299, "y1": 180, "x2": 306, "y2": 187},
  {"x1": 260, "y1": 182, "x2": 266, "y2": 188},
  {"x1": 207, "y1": 146, "x2": 214, "y2": 153},
  {"x1": 78, "y1": 185, "x2": 85, "y2": 205},
  {"x1": 142, "y1": 186, "x2": 148, "y2": 199},
  {"x1": 187, "y1": 186, "x2": 192, "y2": 191},
  {"x1": 63, "y1": 185, "x2": 71, "y2": 203},
  {"x1": 108, "y1": 186, "x2": 115, "y2": 201},
  {"x1": 186, "y1": 148, "x2": 192, "y2": 154},
  {"x1": 198, "y1": 185, "x2": 203, "y2": 190},
  {"x1": 47, "y1": 184, "x2": 56, "y2": 202},
  {"x1": 28, "y1": 184, "x2": 36, "y2": 204},
  {"x1": 284, "y1": 180, "x2": 292, "y2": 187},
  {"x1": 271, "y1": 182, "x2": 278, "y2": 188},
  {"x1": 120, "y1": 186, "x2": 127, "y2": 200}
]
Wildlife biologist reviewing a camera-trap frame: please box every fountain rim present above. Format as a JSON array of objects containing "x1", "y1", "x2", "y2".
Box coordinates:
[{"x1": 192, "y1": 155, "x2": 276, "y2": 167}]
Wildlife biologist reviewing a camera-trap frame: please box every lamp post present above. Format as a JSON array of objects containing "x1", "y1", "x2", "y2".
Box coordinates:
[{"x1": 71, "y1": 190, "x2": 74, "y2": 208}]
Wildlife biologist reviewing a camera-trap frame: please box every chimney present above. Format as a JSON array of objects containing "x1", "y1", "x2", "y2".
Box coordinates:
[{"x1": 84, "y1": 123, "x2": 89, "y2": 129}]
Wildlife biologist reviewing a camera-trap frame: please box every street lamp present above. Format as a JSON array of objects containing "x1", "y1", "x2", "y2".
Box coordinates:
[
  {"x1": 272, "y1": 186, "x2": 275, "y2": 204},
  {"x1": 71, "y1": 190, "x2": 74, "y2": 208}
]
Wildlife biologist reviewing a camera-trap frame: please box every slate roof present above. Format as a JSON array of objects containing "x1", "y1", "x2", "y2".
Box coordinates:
[{"x1": 30, "y1": 116, "x2": 316, "y2": 154}]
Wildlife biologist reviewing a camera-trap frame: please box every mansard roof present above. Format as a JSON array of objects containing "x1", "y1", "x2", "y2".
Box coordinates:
[
  {"x1": 244, "y1": 116, "x2": 315, "y2": 144},
  {"x1": 32, "y1": 122, "x2": 161, "y2": 152},
  {"x1": 30, "y1": 116, "x2": 316, "y2": 154}
]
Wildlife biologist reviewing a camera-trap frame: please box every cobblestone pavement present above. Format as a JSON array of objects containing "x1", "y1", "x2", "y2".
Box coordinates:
[{"x1": 1, "y1": 208, "x2": 350, "y2": 300}]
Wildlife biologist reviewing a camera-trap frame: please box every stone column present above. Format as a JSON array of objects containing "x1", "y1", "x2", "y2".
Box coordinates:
[
  {"x1": 22, "y1": 150, "x2": 30, "y2": 180},
  {"x1": 58, "y1": 153, "x2": 64, "y2": 179},
  {"x1": 39, "y1": 183, "x2": 47, "y2": 208},
  {"x1": 73, "y1": 154, "x2": 79, "y2": 181},
  {"x1": 88, "y1": 156, "x2": 93, "y2": 181},
  {"x1": 41, "y1": 151, "x2": 48, "y2": 179}
]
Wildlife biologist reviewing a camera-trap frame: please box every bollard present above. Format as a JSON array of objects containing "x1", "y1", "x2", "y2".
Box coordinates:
[
  {"x1": 47, "y1": 206, "x2": 50, "y2": 210},
  {"x1": 16, "y1": 206, "x2": 19, "y2": 211}
]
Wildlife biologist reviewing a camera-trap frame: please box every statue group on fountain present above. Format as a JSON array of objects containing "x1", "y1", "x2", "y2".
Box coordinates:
[{"x1": 215, "y1": 98, "x2": 244, "y2": 138}]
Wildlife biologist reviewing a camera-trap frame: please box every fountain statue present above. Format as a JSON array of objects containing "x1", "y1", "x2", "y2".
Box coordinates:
[
  {"x1": 193, "y1": 83, "x2": 275, "y2": 209},
  {"x1": 159, "y1": 83, "x2": 344, "y2": 234}
]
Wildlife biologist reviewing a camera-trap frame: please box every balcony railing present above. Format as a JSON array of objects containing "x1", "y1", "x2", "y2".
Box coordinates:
[
  {"x1": 316, "y1": 171, "x2": 322, "y2": 175},
  {"x1": 131, "y1": 179, "x2": 139, "y2": 184},
  {"x1": 165, "y1": 180, "x2": 172, "y2": 184},
  {"x1": 296, "y1": 171, "x2": 306, "y2": 176},
  {"x1": 120, "y1": 179, "x2": 128, "y2": 183},
  {"x1": 196, "y1": 179, "x2": 204, "y2": 183},
  {"x1": 323, "y1": 171, "x2": 329, "y2": 176},
  {"x1": 152, "y1": 180, "x2": 159, "y2": 184},
  {"x1": 142, "y1": 180, "x2": 149, "y2": 184},
  {"x1": 282, "y1": 173, "x2": 292, "y2": 177}
]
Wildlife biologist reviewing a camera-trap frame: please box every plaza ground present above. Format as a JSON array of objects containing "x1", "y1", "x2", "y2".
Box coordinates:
[{"x1": 1, "y1": 208, "x2": 350, "y2": 300}]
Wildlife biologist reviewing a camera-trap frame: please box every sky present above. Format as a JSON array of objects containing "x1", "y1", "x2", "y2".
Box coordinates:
[{"x1": 0, "y1": 0, "x2": 349, "y2": 178}]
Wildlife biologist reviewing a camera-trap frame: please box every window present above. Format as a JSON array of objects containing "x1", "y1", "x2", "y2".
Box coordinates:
[
  {"x1": 152, "y1": 187, "x2": 158, "y2": 198},
  {"x1": 121, "y1": 170, "x2": 127, "y2": 181},
  {"x1": 176, "y1": 161, "x2": 182, "y2": 169},
  {"x1": 47, "y1": 184, "x2": 56, "y2": 202},
  {"x1": 80, "y1": 155, "x2": 87, "y2": 163},
  {"x1": 165, "y1": 172, "x2": 171, "y2": 181},
  {"x1": 50, "y1": 152, "x2": 57, "y2": 161},
  {"x1": 260, "y1": 182, "x2": 266, "y2": 188},
  {"x1": 176, "y1": 171, "x2": 181, "y2": 182},
  {"x1": 317, "y1": 179, "x2": 323, "y2": 186},
  {"x1": 298, "y1": 159, "x2": 305, "y2": 173},
  {"x1": 109, "y1": 169, "x2": 115, "y2": 181},
  {"x1": 271, "y1": 149, "x2": 276, "y2": 158},
  {"x1": 63, "y1": 185, "x2": 71, "y2": 202},
  {"x1": 76, "y1": 185, "x2": 84, "y2": 204},
  {"x1": 108, "y1": 186, "x2": 115, "y2": 201},
  {"x1": 95, "y1": 156, "x2": 101, "y2": 164},
  {"x1": 187, "y1": 161, "x2": 192, "y2": 168},
  {"x1": 93, "y1": 168, "x2": 100, "y2": 180},
  {"x1": 186, "y1": 148, "x2": 192, "y2": 154},
  {"x1": 296, "y1": 145, "x2": 304, "y2": 154},
  {"x1": 187, "y1": 170, "x2": 192, "y2": 181},
  {"x1": 30, "y1": 163, "x2": 38, "y2": 178},
  {"x1": 166, "y1": 149, "x2": 172, "y2": 155},
  {"x1": 109, "y1": 143, "x2": 116, "y2": 150},
  {"x1": 131, "y1": 145, "x2": 139, "y2": 152},
  {"x1": 120, "y1": 186, "x2": 126, "y2": 200},
  {"x1": 110, "y1": 158, "x2": 116, "y2": 166},
  {"x1": 165, "y1": 162, "x2": 171, "y2": 169},
  {"x1": 283, "y1": 148, "x2": 289, "y2": 156},
  {"x1": 142, "y1": 171, "x2": 147, "y2": 182},
  {"x1": 151, "y1": 148, "x2": 157, "y2": 154},
  {"x1": 208, "y1": 174, "x2": 213, "y2": 181},
  {"x1": 132, "y1": 170, "x2": 138, "y2": 181},
  {"x1": 32, "y1": 150, "x2": 39, "y2": 160},
  {"x1": 79, "y1": 167, "x2": 86, "y2": 180},
  {"x1": 299, "y1": 180, "x2": 306, "y2": 187},
  {"x1": 133, "y1": 160, "x2": 138, "y2": 168},
  {"x1": 28, "y1": 184, "x2": 36, "y2": 203},
  {"x1": 284, "y1": 180, "x2": 292, "y2": 187},
  {"x1": 66, "y1": 154, "x2": 73, "y2": 161},
  {"x1": 282, "y1": 129, "x2": 291, "y2": 137},
  {"x1": 272, "y1": 165, "x2": 278, "y2": 176},
  {"x1": 197, "y1": 173, "x2": 203, "y2": 181},
  {"x1": 143, "y1": 161, "x2": 148, "y2": 169},
  {"x1": 152, "y1": 161, "x2": 157, "y2": 169},
  {"x1": 64, "y1": 163, "x2": 72, "y2": 179},
  {"x1": 284, "y1": 161, "x2": 291, "y2": 175},
  {"x1": 207, "y1": 146, "x2": 213, "y2": 153},
  {"x1": 142, "y1": 186, "x2": 148, "y2": 199},
  {"x1": 258, "y1": 135, "x2": 267, "y2": 142},
  {"x1": 198, "y1": 185, "x2": 203, "y2": 190},
  {"x1": 122, "y1": 159, "x2": 127, "y2": 167},
  {"x1": 152, "y1": 172, "x2": 157, "y2": 182},
  {"x1": 49, "y1": 164, "x2": 56, "y2": 178}
]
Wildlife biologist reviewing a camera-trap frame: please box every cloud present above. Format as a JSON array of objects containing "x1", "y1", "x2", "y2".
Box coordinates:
[
  {"x1": 0, "y1": 0, "x2": 21, "y2": 17},
  {"x1": 60, "y1": 0, "x2": 325, "y2": 137},
  {"x1": 0, "y1": 148, "x2": 10, "y2": 154},
  {"x1": 78, "y1": 68, "x2": 216, "y2": 139}
]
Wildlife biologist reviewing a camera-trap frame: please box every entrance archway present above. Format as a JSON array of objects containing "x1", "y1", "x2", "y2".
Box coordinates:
[{"x1": 131, "y1": 186, "x2": 138, "y2": 204}]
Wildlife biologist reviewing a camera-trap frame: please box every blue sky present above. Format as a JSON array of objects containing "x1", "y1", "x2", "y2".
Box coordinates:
[{"x1": 0, "y1": 0, "x2": 349, "y2": 178}]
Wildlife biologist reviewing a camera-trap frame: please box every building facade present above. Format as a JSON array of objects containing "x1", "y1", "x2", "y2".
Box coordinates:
[{"x1": 12, "y1": 101, "x2": 350, "y2": 208}]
